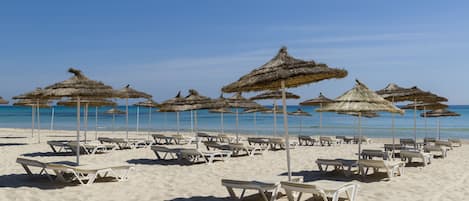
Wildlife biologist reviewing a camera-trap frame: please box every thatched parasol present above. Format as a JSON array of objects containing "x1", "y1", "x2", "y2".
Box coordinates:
[
  {"x1": 224, "y1": 92, "x2": 263, "y2": 142},
  {"x1": 0, "y1": 96, "x2": 8, "y2": 104},
  {"x1": 116, "y1": 84, "x2": 152, "y2": 140},
  {"x1": 337, "y1": 111, "x2": 379, "y2": 118},
  {"x1": 288, "y1": 108, "x2": 311, "y2": 135},
  {"x1": 318, "y1": 80, "x2": 403, "y2": 160},
  {"x1": 300, "y1": 92, "x2": 334, "y2": 129},
  {"x1": 159, "y1": 91, "x2": 188, "y2": 135},
  {"x1": 250, "y1": 90, "x2": 300, "y2": 136},
  {"x1": 134, "y1": 99, "x2": 159, "y2": 139},
  {"x1": 420, "y1": 109, "x2": 460, "y2": 139},
  {"x1": 43, "y1": 68, "x2": 119, "y2": 165},
  {"x1": 105, "y1": 108, "x2": 125, "y2": 134},
  {"x1": 222, "y1": 46, "x2": 348, "y2": 181},
  {"x1": 58, "y1": 98, "x2": 117, "y2": 140}
]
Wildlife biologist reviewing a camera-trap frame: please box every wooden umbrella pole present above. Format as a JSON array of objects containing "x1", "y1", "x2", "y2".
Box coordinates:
[
  {"x1": 95, "y1": 106, "x2": 98, "y2": 140},
  {"x1": 221, "y1": 112, "x2": 224, "y2": 134},
  {"x1": 194, "y1": 110, "x2": 198, "y2": 132},
  {"x1": 112, "y1": 114, "x2": 115, "y2": 134},
  {"x1": 31, "y1": 105, "x2": 35, "y2": 138},
  {"x1": 136, "y1": 106, "x2": 140, "y2": 134},
  {"x1": 438, "y1": 118, "x2": 441, "y2": 140},
  {"x1": 281, "y1": 80, "x2": 292, "y2": 181},
  {"x1": 84, "y1": 103, "x2": 88, "y2": 143},
  {"x1": 358, "y1": 112, "x2": 362, "y2": 160},
  {"x1": 76, "y1": 96, "x2": 81, "y2": 165},
  {"x1": 319, "y1": 103, "x2": 323, "y2": 129},
  {"x1": 125, "y1": 98, "x2": 129, "y2": 141},
  {"x1": 273, "y1": 100, "x2": 277, "y2": 136},
  {"x1": 414, "y1": 99, "x2": 417, "y2": 143},
  {"x1": 176, "y1": 112, "x2": 180, "y2": 135},
  {"x1": 50, "y1": 106, "x2": 55, "y2": 131},
  {"x1": 36, "y1": 100, "x2": 41, "y2": 143},
  {"x1": 148, "y1": 106, "x2": 151, "y2": 140},
  {"x1": 391, "y1": 97, "x2": 395, "y2": 159},
  {"x1": 235, "y1": 107, "x2": 239, "y2": 143},
  {"x1": 254, "y1": 112, "x2": 257, "y2": 135}
]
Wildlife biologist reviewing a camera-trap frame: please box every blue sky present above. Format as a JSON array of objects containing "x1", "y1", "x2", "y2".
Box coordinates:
[{"x1": 1, "y1": 1, "x2": 468, "y2": 105}]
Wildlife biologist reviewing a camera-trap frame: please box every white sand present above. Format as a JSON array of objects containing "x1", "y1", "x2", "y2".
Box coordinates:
[{"x1": 1, "y1": 128, "x2": 468, "y2": 201}]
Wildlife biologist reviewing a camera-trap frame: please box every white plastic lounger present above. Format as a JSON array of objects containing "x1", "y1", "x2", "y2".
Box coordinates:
[
  {"x1": 424, "y1": 145, "x2": 448, "y2": 158},
  {"x1": 358, "y1": 159, "x2": 404, "y2": 180},
  {"x1": 449, "y1": 138, "x2": 462, "y2": 147},
  {"x1": 400, "y1": 150, "x2": 432, "y2": 166},
  {"x1": 228, "y1": 143, "x2": 266, "y2": 156},
  {"x1": 281, "y1": 180, "x2": 359, "y2": 201},
  {"x1": 16, "y1": 157, "x2": 53, "y2": 181},
  {"x1": 46, "y1": 163, "x2": 134, "y2": 185},
  {"x1": 67, "y1": 142, "x2": 116, "y2": 155},
  {"x1": 435, "y1": 140, "x2": 453, "y2": 150},
  {"x1": 221, "y1": 179, "x2": 281, "y2": 201},
  {"x1": 316, "y1": 159, "x2": 357, "y2": 177},
  {"x1": 47, "y1": 140, "x2": 71, "y2": 153},
  {"x1": 178, "y1": 149, "x2": 232, "y2": 164},
  {"x1": 150, "y1": 146, "x2": 182, "y2": 160},
  {"x1": 319, "y1": 136, "x2": 339, "y2": 146}
]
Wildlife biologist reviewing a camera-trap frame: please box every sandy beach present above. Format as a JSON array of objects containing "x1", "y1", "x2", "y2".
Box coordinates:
[{"x1": 0, "y1": 128, "x2": 467, "y2": 201}]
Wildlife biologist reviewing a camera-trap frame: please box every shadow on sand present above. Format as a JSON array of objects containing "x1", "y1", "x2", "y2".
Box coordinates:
[
  {"x1": 280, "y1": 170, "x2": 394, "y2": 183},
  {"x1": 166, "y1": 196, "x2": 232, "y2": 201},
  {"x1": 0, "y1": 174, "x2": 68, "y2": 189},
  {"x1": 126, "y1": 158, "x2": 203, "y2": 166},
  {"x1": 0, "y1": 143, "x2": 28, "y2": 147},
  {"x1": 21, "y1": 152, "x2": 75, "y2": 157}
]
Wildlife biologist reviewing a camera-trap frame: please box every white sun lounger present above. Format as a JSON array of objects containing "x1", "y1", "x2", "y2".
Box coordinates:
[
  {"x1": 47, "y1": 140, "x2": 71, "y2": 153},
  {"x1": 228, "y1": 143, "x2": 267, "y2": 156},
  {"x1": 448, "y1": 138, "x2": 462, "y2": 147},
  {"x1": 67, "y1": 142, "x2": 116, "y2": 155},
  {"x1": 221, "y1": 179, "x2": 281, "y2": 201},
  {"x1": 316, "y1": 159, "x2": 357, "y2": 177},
  {"x1": 400, "y1": 150, "x2": 432, "y2": 166},
  {"x1": 435, "y1": 140, "x2": 453, "y2": 150},
  {"x1": 281, "y1": 180, "x2": 359, "y2": 201},
  {"x1": 46, "y1": 163, "x2": 134, "y2": 185},
  {"x1": 358, "y1": 159, "x2": 404, "y2": 180},
  {"x1": 178, "y1": 149, "x2": 232, "y2": 164},
  {"x1": 424, "y1": 145, "x2": 448, "y2": 158},
  {"x1": 16, "y1": 157, "x2": 53, "y2": 181}
]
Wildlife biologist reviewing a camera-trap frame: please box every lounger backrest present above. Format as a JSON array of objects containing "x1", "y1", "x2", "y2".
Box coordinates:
[
  {"x1": 316, "y1": 159, "x2": 342, "y2": 166},
  {"x1": 151, "y1": 146, "x2": 171, "y2": 152},
  {"x1": 400, "y1": 138, "x2": 415, "y2": 144},
  {"x1": 400, "y1": 150, "x2": 422, "y2": 158},
  {"x1": 358, "y1": 159, "x2": 386, "y2": 168},
  {"x1": 281, "y1": 181, "x2": 328, "y2": 201},
  {"x1": 435, "y1": 140, "x2": 452, "y2": 147},
  {"x1": 16, "y1": 157, "x2": 47, "y2": 168}
]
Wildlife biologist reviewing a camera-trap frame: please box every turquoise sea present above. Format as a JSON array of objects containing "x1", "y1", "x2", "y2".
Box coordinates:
[{"x1": 0, "y1": 105, "x2": 467, "y2": 139}]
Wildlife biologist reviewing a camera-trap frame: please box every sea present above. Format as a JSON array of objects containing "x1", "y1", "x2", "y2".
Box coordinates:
[{"x1": 0, "y1": 105, "x2": 467, "y2": 139}]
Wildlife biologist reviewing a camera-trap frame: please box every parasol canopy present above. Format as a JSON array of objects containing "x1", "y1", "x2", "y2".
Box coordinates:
[
  {"x1": 250, "y1": 90, "x2": 300, "y2": 100},
  {"x1": 299, "y1": 92, "x2": 334, "y2": 106},
  {"x1": 288, "y1": 109, "x2": 312, "y2": 116},
  {"x1": 337, "y1": 111, "x2": 379, "y2": 118},
  {"x1": 420, "y1": 109, "x2": 460, "y2": 118},
  {"x1": 105, "y1": 108, "x2": 125, "y2": 115},
  {"x1": 134, "y1": 99, "x2": 159, "y2": 108},
  {"x1": 0, "y1": 96, "x2": 9, "y2": 104},
  {"x1": 401, "y1": 102, "x2": 448, "y2": 110},
  {"x1": 57, "y1": 98, "x2": 117, "y2": 107}
]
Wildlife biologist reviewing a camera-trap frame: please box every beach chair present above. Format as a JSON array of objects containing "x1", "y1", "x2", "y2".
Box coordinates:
[
  {"x1": 47, "y1": 140, "x2": 71, "y2": 153},
  {"x1": 423, "y1": 145, "x2": 448, "y2": 158},
  {"x1": 171, "y1": 134, "x2": 192, "y2": 145},
  {"x1": 217, "y1": 134, "x2": 235, "y2": 143},
  {"x1": 177, "y1": 149, "x2": 232, "y2": 164},
  {"x1": 400, "y1": 150, "x2": 432, "y2": 166},
  {"x1": 16, "y1": 157, "x2": 54, "y2": 181},
  {"x1": 152, "y1": 134, "x2": 175, "y2": 144},
  {"x1": 449, "y1": 138, "x2": 462, "y2": 147},
  {"x1": 67, "y1": 141, "x2": 116, "y2": 155},
  {"x1": 336, "y1": 136, "x2": 353, "y2": 144},
  {"x1": 298, "y1": 135, "x2": 317, "y2": 146},
  {"x1": 46, "y1": 163, "x2": 134, "y2": 185},
  {"x1": 315, "y1": 159, "x2": 357, "y2": 177},
  {"x1": 435, "y1": 140, "x2": 453, "y2": 150},
  {"x1": 150, "y1": 146, "x2": 182, "y2": 160},
  {"x1": 228, "y1": 143, "x2": 267, "y2": 156},
  {"x1": 400, "y1": 138, "x2": 416, "y2": 148},
  {"x1": 361, "y1": 149, "x2": 390, "y2": 160},
  {"x1": 353, "y1": 136, "x2": 372, "y2": 144},
  {"x1": 358, "y1": 159, "x2": 404, "y2": 180},
  {"x1": 281, "y1": 181, "x2": 359, "y2": 201},
  {"x1": 319, "y1": 136, "x2": 339, "y2": 146},
  {"x1": 247, "y1": 137, "x2": 270, "y2": 147},
  {"x1": 203, "y1": 141, "x2": 231, "y2": 151},
  {"x1": 221, "y1": 179, "x2": 281, "y2": 201},
  {"x1": 424, "y1": 137, "x2": 436, "y2": 145}
]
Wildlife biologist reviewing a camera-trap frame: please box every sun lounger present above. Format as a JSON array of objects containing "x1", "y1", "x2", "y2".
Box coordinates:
[
  {"x1": 150, "y1": 146, "x2": 183, "y2": 160},
  {"x1": 358, "y1": 159, "x2": 404, "y2": 180},
  {"x1": 424, "y1": 145, "x2": 448, "y2": 158},
  {"x1": 16, "y1": 157, "x2": 54, "y2": 181},
  {"x1": 424, "y1": 137, "x2": 436, "y2": 144},
  {"x1": 171, "y1": 134, "x2": 192, "y2": 145},
  {"x1": 47, "y1": 140, "x2": 72, "y2": 153},
  {"x1": 361, "y1": 149, "x2": 391, "y2": 160},
  {"x1": 217, "y1": 134, "x2": 235, "y2": 143},
  {"x1": 152, "y1": 134, "x2": 175, "y2": 144},
  {"x1": 228, "y1": 143, "x2": 267, "y2": 156},
  {"x1": 298, "y1": 135, "x2": 317, "y2": 146},
  {"x1": 221, "y1": 179, "x2": 281, "y2": 201},
  {"x1": 400, "y1": 138, "x2": 416, "y2": 148},
  {"x1": 336, "y1": 136, "x2": 354, "y2": 144},
  {"x1": 354, "y1": 136, "x2": 372, "y2": 144},
  {"x1": 449, "y1": 138, "x2": 462, "y2": 147},
  {"x1": 400, "y1": 150, "x2": 432, "y2": 166},
  {"x1": 316, "y1": 158, "x2": 357, "y2": 177},
  {"x1": 203, "y1": 141, "x2": 231, "y2": 151},
  {"x1": 384, "y1": 144, "x2": 407, "y2": 152},
  {"x1": 178, "y1": 149, "x2": 232, "y2": 164},
  {"x1": 281, "y1": 180, "x2": 359, "y2": 201},
  {"x1": 247, "y1": 137, "x2": 270, "y2": 147},
  {"x1": 46, "y1": 163, "x2": 134, "y2": 185},
  {"x1": 435, "y1": 140, "x2": 453, "y2": 150},
  {"x1": 269, "y1": 138, "x2": 288, "y2": 150},
  {"x1": 196, "y1": 132, "x2": 218, "y2": 142},
  {"x1": 320, "y1": 136, "x2": 339, "y2": 146},
  {"x1": 67, "y1": 141, "x2": 116, "y2": 155}
]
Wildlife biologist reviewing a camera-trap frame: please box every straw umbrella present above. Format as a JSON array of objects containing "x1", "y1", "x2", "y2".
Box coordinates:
[
  {"x1": 224, "y1": 92, "x2": 263, "y2": 142},
  {"x1": 0, "y1": 96, "x2": 8, "y2": 104},
  {"x1": 318, "y1": 80, "x2": 404, "y2": 160},
  {"x1": 159, "y1": 91, "x2": 188, "y2": 135},
  {"x1": 182, "y1": 89, "x2": 219, "y2": 133},
  {"x1": 13, "y1": 99, "x2": 50, "y2": 143},
  {"x1": 337, "y1": 111, "x2": 380, "y2": 118},
  {"x1": 116, "y1": 84, "x2": 152, "y2": 141},
  {"x1": 243, "y1": 106, "x2": 270, "y2": 135},
  {"x1": 209, "y1": 107, "x2": 233, "y2": 134},
  {"x1": 134, "y1": 99, "x2": 159, "y2": 139},
  {"x1": 42, "y1": 68, "x2": 118, "y2": 165},
  {"x1": 105, "y1": 108, "x2": 126, "y2": 134},
  {"x1": 401, "y1": 102, "x2": 448, "y2": 138},
  {"x1": 57, "y1": 98, "x2": 117, "y2": 140},
  {"x1": 300, "y1": 92, "x2": 334, "y2": 129},
  {"x1": 420, "y1": 109, "x2": 460, "y2": 140},
  {"x1": 250, "y1": 90, "x2": 300, "y2": 136},
  {"x1": 288, "y1": 108, "x2": 311, "y2": 135},
  {"x1": 222, "y1": 46, "x2": 347, "y2": 181}
]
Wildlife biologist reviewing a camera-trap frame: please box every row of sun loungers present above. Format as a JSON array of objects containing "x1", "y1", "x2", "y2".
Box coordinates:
[
  {"x1": 150, "y1": 145, "x2": 232, "y2": 164},
  {"x1": 298, "y1": 135, "x2": 372, "y2": 146},
  {"x1": 16, "y1": 157, "x2": 134, "y2": 185}
]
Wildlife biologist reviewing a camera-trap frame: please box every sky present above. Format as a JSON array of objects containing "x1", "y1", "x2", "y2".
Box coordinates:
[{"x1": 1, "y1": 1, "x2": 468, "y2": 105}]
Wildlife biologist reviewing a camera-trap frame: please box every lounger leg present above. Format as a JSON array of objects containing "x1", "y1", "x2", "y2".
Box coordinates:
[
  {"x1": 86, "y1": 173, "x2": 98, "y2": 185},
  {"x1": 21, "y1": 164, "x2": 33, "y2": 176}
]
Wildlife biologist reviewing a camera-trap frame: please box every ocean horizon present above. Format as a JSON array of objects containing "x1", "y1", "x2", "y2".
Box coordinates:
[{"x1": 1, "y1": 105, "x2": 467, "y2": 139}]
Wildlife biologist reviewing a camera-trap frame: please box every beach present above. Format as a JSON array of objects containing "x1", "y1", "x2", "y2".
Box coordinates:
[{"x1": 1, "y1": 128, "x2": 468, "y2": 201}]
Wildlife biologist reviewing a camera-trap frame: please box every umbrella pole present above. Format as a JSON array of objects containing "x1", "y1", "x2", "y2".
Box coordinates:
[
  {"x1": 190, "y1": 110, "x2": 194, "y2": 133},
  {"x1": 176, "y1": 112, "x2": 180, "y2": 135},
  {"x1": 319, "y1": 103, "x2": 323, "y2": 129},
  {"x1": 391, "y1": 97, "x2": 395, "y2": 159},
  {"x1": 164, "y1": 112, "x2": 167, "y2": 130},
  {"x1": 254, "y1": 112, "x2": 257, "y2": 135},
  {"x1": 126, "y1": 98, "x2": 129, "y2": 141},
  {"x1": 76, "y1": 97, "x2": 81, "y2": 165},
  {"x1": 414, "y1": 99, "x2": 417, "y2": 145},
  {"x1": 36, "y1": 100, "x2": 41, "y2": 144},
  {"x1": 424, "y1": 106, "x2": 427, "y2": 138},
  {"x1": 31, "y1": 105, "x2": 35, "y2": 138},
  {"x1": 84, "y1": 103, "x2": 88, "y2": 143},
  {"x1": 50, "y1": 106, "x2": 55, "y2": 131},
  {"x1": 112, "y1": 114, "x2": 115, "y2": 134},
  {"x1": 194, "y1": 110, "x2": 198, "y2": 133},
  {"x1": 136, "y1": 106, "x2": 140, "y2": 135},
  {"x1": 148, "y1": 106, "x2": 152, "y2": 140},
  {"x1": 438, "y1": 118, "x2": 441, "y2": 140},
  {"x1": 235, "y1": 107, "x2": 239, "y2": 143},
  {"x1": 358, "y1": 112, "x2": 362, "y2": 161},
  {"x1": 95, "y1": 106, "x2": 98, "y2": 140},
  {"x1": 221, "y1": 112, "x2": 224, "y2": 134},
  {"x1": 281, "y1": 80, "x2": 292, "y2": 181},
  {"x1": 273, "y1": 100, "x2": 277, "y2": 136},
  {"x1": 299, "y1": 116, "x2": 302, "y2": 135}
]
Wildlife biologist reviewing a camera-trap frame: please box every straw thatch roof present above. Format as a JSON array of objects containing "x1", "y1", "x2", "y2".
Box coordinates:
[
  {"x1": 317, "y1": 80, "x2": 404, "y2": 114},
  {"x1": 183, "y1": 89, "x2": 219, "y2": 110},
  {"x1": 288, "y1": 109, "x2": 312, "y2": 116},
  {"x1": 243, "y1": 106, "x2": 270, "y2": 113},
  {"x1": 376, "y1": 83, "x2": 447, "y2": 103},
  {"x1": 117, "y1": 84, "x2": 152, "y2": 99},
  {"x1": 209, "y1": 108, "x2": 233, "y2": 114},
  {"x1": 0, "y1": 96, "x2": 8, "y2": 104},
  {"x1": 158, "y1": 91, "x2": 191, "y2": 112},
  {"x1": 338, "y1": 111, "x2": 379, "y2": 118},
  {"x1": 225, "y1": 92, "x2": 263, "y2": 109},
  {"x1": 57, "y1": 98, "x2": 117, "y2": 107},
  {"x1": 13, "y1": 99, "x2": 51, "y2": 108},
  {"x1": 105, "y1": 108, "x2": 126, "y2": 115},
  {"x1": 420, "y1": 109, "x2": 460, "y2": 118},
  {"x1": 222, "y1": 47, "x2": 347, "y2": 93},
  {"x1": 250, "y1": 90, "x2": 300, "y2": 100},
  {"x1": 261, "y1": 106, "x2": 283, "y2": 114},
  {"x1": 401, "y1": 102, "x2": 448, "y2": 110},
  {"x1": 13, "y1": 88, "x2": 48, "y2": 100},
  {"x1": 43, "y1": 68, "x2": 118, "y2": 98},
  {"x1": 299, "y1": 92, "x2": 334, "y2": 106},
  {"x1": 134, "y1": 99, "x2": 159, "y2": 108}
]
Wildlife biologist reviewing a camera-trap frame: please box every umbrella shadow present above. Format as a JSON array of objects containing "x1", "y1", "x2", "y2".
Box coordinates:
[
  {"x1": 166, "y1": 196, "x2": 232, "y2": 201},
  {"x1": 0, "y1": 136, "x2": 28, "y2": 139},
  {"x1": 281, "y1": 170, "x2": 392, "y2": 183},
  {"x1": 126, "y1": 158, "x2": 199, "y2": 166},
  {"x1": 22, "y1": 152, "x2": 75, "y2": 157},
  {"x1": 0, "y1": 143, "x2": 28, "y2": 147},
  {"x1": 0, "y1": 174, "x2": 69, "y2": 189}
]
